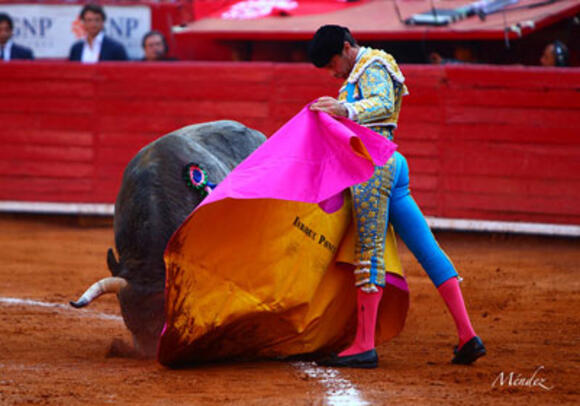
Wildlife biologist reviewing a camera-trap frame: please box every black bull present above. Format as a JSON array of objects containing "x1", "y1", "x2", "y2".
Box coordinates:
[{"x1": 70, "y1": 121, "x2": 266, "y2": 357}]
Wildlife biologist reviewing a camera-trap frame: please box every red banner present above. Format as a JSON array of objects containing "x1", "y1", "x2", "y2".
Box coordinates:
[{"x1": 193, "y1": 0, "x2": 367, "y2": 20}]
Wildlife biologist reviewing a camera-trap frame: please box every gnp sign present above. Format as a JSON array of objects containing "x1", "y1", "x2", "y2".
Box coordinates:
[{"x1": 0, "y1": 4, "x2": 151, "y2": 59}]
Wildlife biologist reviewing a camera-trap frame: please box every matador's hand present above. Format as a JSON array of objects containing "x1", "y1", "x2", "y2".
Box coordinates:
[{"x1": 309, "y1": 96, "x2": 348, "y2": 118}]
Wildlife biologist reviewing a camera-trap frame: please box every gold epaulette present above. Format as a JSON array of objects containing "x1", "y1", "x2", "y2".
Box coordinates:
[{"x1": 347, "y1": 48, "x2": 409, "y2": 96}]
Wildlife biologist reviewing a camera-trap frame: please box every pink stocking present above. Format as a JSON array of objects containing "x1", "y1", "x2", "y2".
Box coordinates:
[
  {"x1": 437, "y1": 277, "x2": 477, "y2": 348},
  {"x1": 339, "y1": 287, "x2": 383, "y2": 357}
]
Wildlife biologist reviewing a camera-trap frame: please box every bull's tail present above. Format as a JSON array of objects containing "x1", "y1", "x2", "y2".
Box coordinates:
[{"x1": 70, "y1": 277, "x2": 128, "y2": 308}]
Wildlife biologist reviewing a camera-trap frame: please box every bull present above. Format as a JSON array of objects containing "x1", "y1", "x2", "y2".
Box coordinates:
[{"x1": 70, "y1": 121, "x2": 266, "y2": 357}]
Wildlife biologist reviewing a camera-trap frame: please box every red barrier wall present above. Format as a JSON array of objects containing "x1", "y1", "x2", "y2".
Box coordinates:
[{"x1": 1, "y1": 62, "x2": 579, "y2": 225}]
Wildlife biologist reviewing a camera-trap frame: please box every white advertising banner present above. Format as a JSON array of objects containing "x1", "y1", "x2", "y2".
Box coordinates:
[{"x1": 0, "y1": 4, "x2": 151, "y2": 59}]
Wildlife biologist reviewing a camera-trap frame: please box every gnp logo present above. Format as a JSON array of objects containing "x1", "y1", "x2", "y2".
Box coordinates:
[{"x1": 12, "y1": 16, "x2": 54, "y2": 39}]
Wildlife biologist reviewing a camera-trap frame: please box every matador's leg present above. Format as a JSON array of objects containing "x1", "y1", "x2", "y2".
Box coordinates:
[
  {"x1": 351, "y1": 157, "x2": 396, "y2": 292},
  {"x1": 389, "y1": 152, "x2": 485, "y2": 364},
  {"x1": 334, "y1": 157, "x2": 396, "y2": 362}
]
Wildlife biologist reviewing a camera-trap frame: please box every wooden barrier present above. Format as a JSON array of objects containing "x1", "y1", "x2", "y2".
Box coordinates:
[{"x1": 1, "y1": 62, "x2": 579, "y2": 227}]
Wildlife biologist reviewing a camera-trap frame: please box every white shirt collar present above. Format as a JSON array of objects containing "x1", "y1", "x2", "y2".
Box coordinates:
[
  {"x1": 84, "y1": 31, "x2": 105, "y2": 47},
  {"x1": 81, "y1": 31, "x2": 105, "y2": 64},
  {"x1": 1, "y1": 39, "x2": 14, "y2": 61}
]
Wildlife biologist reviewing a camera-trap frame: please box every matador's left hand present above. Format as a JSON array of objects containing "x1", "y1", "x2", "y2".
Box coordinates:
[{"x1": 309, "y1": 96, "x2": 348, "y2": 118}]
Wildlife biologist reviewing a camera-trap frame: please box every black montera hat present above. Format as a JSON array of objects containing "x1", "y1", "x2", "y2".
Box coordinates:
[{"x1": 308, "y1": 25, "x2": 350, "y2": 68}]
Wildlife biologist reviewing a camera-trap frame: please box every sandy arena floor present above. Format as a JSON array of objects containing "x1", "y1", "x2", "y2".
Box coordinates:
[{"x1": 0, "y1": 214, "x2": 578, "y2": 405}]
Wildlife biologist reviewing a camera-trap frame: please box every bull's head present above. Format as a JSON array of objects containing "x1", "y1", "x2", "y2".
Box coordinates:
[
  {"x1": 69, "y1": 120, "x2": 267, "y2": 359},
  {"x1": 70, "y1": 249, "x2": 165, "y2": 358}
]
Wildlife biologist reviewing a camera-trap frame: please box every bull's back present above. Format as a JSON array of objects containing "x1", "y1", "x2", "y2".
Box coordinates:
[{"x1": 112, "y1": 121, "x2": 266, "y2": 283}]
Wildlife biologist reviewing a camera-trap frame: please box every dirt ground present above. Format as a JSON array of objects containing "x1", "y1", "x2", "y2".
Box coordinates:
[{"x1": 0, "y1": 214, "x2": 578, "y2": 405}]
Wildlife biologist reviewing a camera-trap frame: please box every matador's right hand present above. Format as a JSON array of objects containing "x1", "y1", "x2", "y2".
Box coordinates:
[{"x1": 309, "y1": 96, "x2": 348, "y2": 118}]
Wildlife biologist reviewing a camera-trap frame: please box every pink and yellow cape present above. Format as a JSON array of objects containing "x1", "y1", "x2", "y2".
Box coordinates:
[{"x1": 158, "y1": 107, "x2": 409, "y2": 366}]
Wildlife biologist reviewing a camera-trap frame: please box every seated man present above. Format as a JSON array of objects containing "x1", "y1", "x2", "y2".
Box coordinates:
[
  {"x1": 69, "y1": 3, "x2": 127, "y2": 63},
  {"x1": 540, "y1": 41, "x2": 569, "y2": 67},
  {"x1": 0, "y1": 13, "x2": 34, "y2": 61},
  {"x1": 141, "y1": 30, "x2": 177, "y2": 61}
]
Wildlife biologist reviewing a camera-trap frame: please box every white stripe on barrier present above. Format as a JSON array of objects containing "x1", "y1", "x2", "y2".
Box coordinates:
[
  {"x1": 0, "y1": 201, "x2": 114, "y2": 216},
  {"x1": 1, "y1": 200, "x2": 579, "y2": 236},
  {"x1": 0, "y1": 201, "x2": 115, "y2": 216},
  {"x1": 291, "y1": 362, "x2": 369, "y2": 406},
  {"x1": 425, "y1": 217, "x2": 580, "y2": 237}
]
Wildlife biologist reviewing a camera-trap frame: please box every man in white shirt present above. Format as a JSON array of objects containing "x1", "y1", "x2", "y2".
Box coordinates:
[
  {"x1": 68, "y1": 4, "x2": 127, "y2": 63},
  {"x1": 0, "y1": 13, "x2": 34, "y2": 61}
]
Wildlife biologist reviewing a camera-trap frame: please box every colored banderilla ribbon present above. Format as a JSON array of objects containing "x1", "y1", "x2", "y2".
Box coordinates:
[{"x1": 183, "y1": 163, "x2": 217, "y2": 197}]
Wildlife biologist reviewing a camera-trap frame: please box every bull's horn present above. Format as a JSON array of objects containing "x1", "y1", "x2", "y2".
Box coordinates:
[{"x1": 69, "y1": 277, "x2": 128, "y2": 308}]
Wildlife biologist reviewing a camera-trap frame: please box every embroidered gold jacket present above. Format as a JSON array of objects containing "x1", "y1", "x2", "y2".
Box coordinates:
[{"x1": 338, "y1": 47, "x2": 408, "y2": 140}]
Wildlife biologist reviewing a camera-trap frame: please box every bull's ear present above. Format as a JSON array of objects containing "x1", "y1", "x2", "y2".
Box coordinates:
[{"x1": 107, "y1": 248, "x2": 120, "y2": 276}]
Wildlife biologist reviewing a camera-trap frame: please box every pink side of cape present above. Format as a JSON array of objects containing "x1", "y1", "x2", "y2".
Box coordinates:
[{"x1": 199, "y1": 106, "x2": 397, "y2": 213}]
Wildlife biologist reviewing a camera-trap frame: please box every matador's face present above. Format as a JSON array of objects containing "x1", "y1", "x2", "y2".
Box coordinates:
[{"x1": 324, "y1": 42, "x2": 356, "y2": 80}]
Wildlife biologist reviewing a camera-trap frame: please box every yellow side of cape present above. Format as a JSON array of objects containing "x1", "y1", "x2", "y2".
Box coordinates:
[{"x1": 159, "y1": 196, "x2": 408, "y2": 366}]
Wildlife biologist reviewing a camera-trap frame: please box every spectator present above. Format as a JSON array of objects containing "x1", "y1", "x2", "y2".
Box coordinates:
[
  {"x1": 540, "y1": 41, "x2": 569, "y2": 67},
  {"x1": 141, "y1": 31, "x2": 176, "y2": 61},
  {"x1": 0, "y1": 12, "x2": 34, "y2": 61},
  {"x1": 69, "y1": 3, "x2": 127, "y2": 63},
  {"x1": 429, "y1": 45, "x2": 477, "y2": 65}
]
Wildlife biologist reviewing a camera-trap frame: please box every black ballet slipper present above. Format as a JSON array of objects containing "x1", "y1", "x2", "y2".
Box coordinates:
[
  {"x1": 452, "y1": 336, "x2": 486, "y2": 365},
  {"x1": 316, "y1": 349, "x2": 378, "y2": 369}
]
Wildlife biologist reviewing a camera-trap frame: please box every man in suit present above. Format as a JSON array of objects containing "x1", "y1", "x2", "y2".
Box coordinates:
[
  {"x1": 69, "y1": 3, "x2": 127, "y2": 63},
  {"x1": 0, "y1": 13, "x2": 34, "y2": 61}
]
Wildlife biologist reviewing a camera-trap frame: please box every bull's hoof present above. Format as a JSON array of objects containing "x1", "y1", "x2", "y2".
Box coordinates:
[{"x1": 106, "y1": 338, "x2": 142, "y2": 359}]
